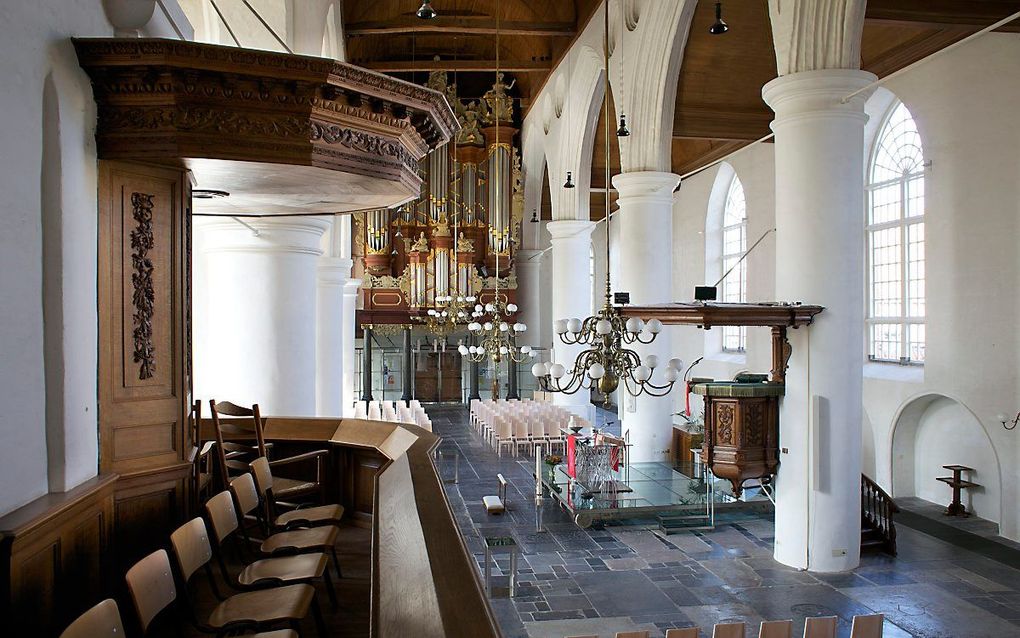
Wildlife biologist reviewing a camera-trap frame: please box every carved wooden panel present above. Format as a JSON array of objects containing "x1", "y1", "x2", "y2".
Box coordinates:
[
  {"x1": 98, "y1": 161, "x2": 188, "y2": 475},
  {"x1": 112, "y1": 466, "x2": 188, "y2": 572},
  {"x1": 704, "y1": 396, "x2": 779, "y2": 496}
]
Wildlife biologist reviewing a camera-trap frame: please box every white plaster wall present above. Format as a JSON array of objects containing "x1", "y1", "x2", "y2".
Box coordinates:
[{"x1": 665, "y1": 34, "x2": 1020, "y2": 540}]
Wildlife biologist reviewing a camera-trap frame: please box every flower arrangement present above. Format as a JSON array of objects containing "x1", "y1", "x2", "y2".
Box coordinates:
[{"x1": 544, "y1": 454, "x2": 562, "y2": 466}]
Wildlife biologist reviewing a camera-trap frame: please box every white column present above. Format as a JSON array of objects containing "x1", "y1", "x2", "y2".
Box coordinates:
[
  {"x1": 763, "y1": 69, "x2": 875, "y2": 572},
  {"x1": 316, "y1": 256, "x2": 352, "y2": 416},
  {"x1": 341, "y1": 277, "x2": 362, "y2": 416},
  {"x1": 197, "y1": 216, "x2": 330, "y2": 416},
  {"x1": 547, "y1": 220, "x2": 596, "y2": 423},
  {"x1": 515, "y1": 249, "x2": 544, "y2": 348},
  {"x1": 613, "y1": 172, "x2": 680, "y2": 463}
]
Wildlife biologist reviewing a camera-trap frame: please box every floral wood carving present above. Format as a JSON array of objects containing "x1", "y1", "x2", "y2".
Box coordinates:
[
  {"x1": 715, "y1": 404, "x2": 735, "y2": 445},
  {"x1": 130, "y1": 192, "x2": 156, "y2": 380}
]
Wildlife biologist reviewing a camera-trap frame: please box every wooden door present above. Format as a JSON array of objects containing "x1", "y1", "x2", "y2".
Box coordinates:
[{"x1": 97, "y1": 161, "x2": 191, "y2": 569}]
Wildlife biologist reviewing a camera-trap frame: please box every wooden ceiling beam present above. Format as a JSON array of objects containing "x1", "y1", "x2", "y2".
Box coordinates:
[
  {"x1": 865, "y1": 0, "x2": 1020, "y2": 32},
  {"x1": 346, "y1": 18, "x2": 576, "y2": 37},
  {"x1": 672, "y1": 105, "x2": 774, "y2": 142},
  {"x1": 360, "y1": 60, "x2": 551, "y2": 73}
]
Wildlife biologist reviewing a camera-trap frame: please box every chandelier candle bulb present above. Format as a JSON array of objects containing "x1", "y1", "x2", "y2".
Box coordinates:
[
  {"x1": 588, "y1": 363, "x2": 606, "y2": 379},
  {"x1": 626, "y1": 317, "x2": 644, "y2": 334},
  {"x1": 507, "y1": 303, "x2": 518, "y2": 312},
  {"x1": 646, "y1": 319, "x2": 664, "y2": 334},
  {"x1": 643, "y1": 354, "x2": 659, "y2": 369},
  {"x1": 667, "y1": 357, "x2": 683, "y2": 370},
  {"x1": 554, "y1": 319, "x2": 568, "y2": 334},
  {"x1": 664, "y1": 367, "x2": 680, "y2": 383},
  {"x1": 596, "y1": 319, "x2": 613, "y2": 335},
  {"x1": 567, "y1": 318, "x2": 582, "y2": 333},
  {"x1": 634, "y1": 365, "x2": 652, "y2": 382},
  {"x1": 549, "y1": 363, "x2": 566, "y2": 379}
]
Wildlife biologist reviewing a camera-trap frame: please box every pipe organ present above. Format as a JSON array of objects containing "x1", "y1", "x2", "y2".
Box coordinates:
[{"x1": 356, "y1": 69, "x2": 523, "y2": 324}]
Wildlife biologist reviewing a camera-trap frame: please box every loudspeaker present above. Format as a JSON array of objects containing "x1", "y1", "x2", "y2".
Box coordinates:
[{"x1": 694, "y1": 286, "x2": 717, "y2": 301}]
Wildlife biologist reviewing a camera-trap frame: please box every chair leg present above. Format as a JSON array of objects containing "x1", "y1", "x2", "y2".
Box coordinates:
[
  {"x1": 330, "y1": 547, "x2": 343, "y2": 578},
  {"x1": 311, "y1": 596, "x2": 328, "y2": 637},
  {"x1": 323, "y1": 568, "x2": 338, "y2": 609}
]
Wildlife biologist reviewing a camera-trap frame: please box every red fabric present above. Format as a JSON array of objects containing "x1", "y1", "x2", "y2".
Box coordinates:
[
  {"x1": 685, "y1": 380, "x2": 692, "y2": 416},
  {"x1": 609, "y1": 444, "x2": 621, "y2": 472},
  {"x1": 566, "y1": 434, "x2": 577, "y2": 478}
]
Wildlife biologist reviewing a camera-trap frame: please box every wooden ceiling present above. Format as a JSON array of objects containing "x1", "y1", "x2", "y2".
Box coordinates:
[
  {"x1": 342, "y1": 0, "x2": 602, "y2": 119},
  {"x1": 340, "y1": 1, "x2": 1020, "y2": 219}
]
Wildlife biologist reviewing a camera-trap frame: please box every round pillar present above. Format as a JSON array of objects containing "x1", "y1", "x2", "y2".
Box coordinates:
[
  {"x1": 341, "y1": 277, "x2": 361, "y2": 416},
  {"x1": 547, "y1": 220, "x2": 596, "y2": 423},
  {"x1": 197, "y1": 216, "x2": 330, "y2": 416},
  {"x1": 316, "y1": 256, "x2": 352, "y2": 416},
  {"x1": 762, "y1": 69, "x2": 876, "y2": 572},
  {"x1": 515, "y1": 249, "x2": 544, "y2": 348},
  {"x1": 612, "y1": 172, "x2": 680, "y2": 463}
]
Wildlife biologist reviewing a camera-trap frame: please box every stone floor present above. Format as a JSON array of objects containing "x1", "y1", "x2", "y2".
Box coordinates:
[{"x1": 429, "y1": 404, "x2": 1020, "y2": 638}]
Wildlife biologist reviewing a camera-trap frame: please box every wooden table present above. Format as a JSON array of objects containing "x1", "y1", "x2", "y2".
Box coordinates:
[{"x1": 937, "y1": 464, "x2": 979, "y2": 517}]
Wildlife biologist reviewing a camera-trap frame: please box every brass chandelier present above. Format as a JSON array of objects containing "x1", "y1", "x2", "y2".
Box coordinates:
[{"x1": 532, "y1": 0, "x2": 682, "y2": 399}]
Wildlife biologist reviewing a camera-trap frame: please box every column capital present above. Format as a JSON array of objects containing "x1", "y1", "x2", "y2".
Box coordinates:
[
  {"x1": 763, "y1": 69, "x2": 877, "y2": 128},
  {"x1": 317, "y1": 256, "x2": 354, "y2": 284},
  {"x1": 342, "y1": 278, "x2": 363, "y2": 295},
  {"x1": 546, "y1": 220, "x2": 596, "y2": 242},
  {"x1": 199, "y1": 216, "x2": 332, "y2": 256},
  {"x1": 612, "y1": 171, "x2": 680, "y2": 204}
]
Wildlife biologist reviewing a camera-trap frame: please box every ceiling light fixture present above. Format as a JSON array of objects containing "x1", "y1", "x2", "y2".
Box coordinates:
[
  {"x1": 193, "y1": 189, "x2": 230, "y2": 199},
  {"x1": 563, "y1": 171, "x2": 575, "y2": 188},
  {"x1": 530, "y1": 209, "x2": 539, "y2": 223},
  {"x1": 616, "y1": 114, "x2": 630, "y2": 137},
  {"x1": 709, "y1": 2, "x2": 728, "y2": 35},
  {"x1": 533, "y1": 0, "x2": 682, "y2": 400},
  {"x1": 416, "y1": 0, "x2": 437, "y2": 20}
]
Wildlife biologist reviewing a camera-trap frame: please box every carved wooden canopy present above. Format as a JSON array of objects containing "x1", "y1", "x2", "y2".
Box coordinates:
[
  {"x1": 619, "y1": 302, "x2": 823, "y2": 329},
  {"x1": 73, "y1": 38, "x2": 459, "y2": 209}
]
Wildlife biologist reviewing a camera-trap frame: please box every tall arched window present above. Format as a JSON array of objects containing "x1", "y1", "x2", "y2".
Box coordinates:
[
  {"x1": 721, "y1": 176, "x2": 747, "y2": 351},
  {"x1": 867, "y1": 102, "x2": 925, "y2": 364}
]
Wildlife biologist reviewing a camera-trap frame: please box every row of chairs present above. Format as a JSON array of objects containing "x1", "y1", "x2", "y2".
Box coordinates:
[
  {"x1": 353, "y1": 399, "x2": 433, "y2": 431},
  {"x1": 61, "y1": 440, "x2": 347, "y2": 637},
  {"x1": 568, "y1": 614, "x2": 884, "y2": 638},
  {"x1": 470, "y1": 398, "x2": 588, "y2": 457}
]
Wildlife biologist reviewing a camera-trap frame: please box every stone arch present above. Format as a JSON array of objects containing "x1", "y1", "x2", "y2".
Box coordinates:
[{"x1": 889, "y1": 392, "x2": 1002, "y2": 527}]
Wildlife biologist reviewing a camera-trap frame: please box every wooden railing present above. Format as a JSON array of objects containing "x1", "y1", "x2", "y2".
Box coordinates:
[{"x1": 861, "y1": 474, "x2": 899, "y2": 555}]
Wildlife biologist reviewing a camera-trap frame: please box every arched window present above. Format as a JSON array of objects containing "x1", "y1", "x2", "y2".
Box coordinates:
[
  {"x1": 721, "y1": 176, "x2": 747, "y2": 351},
  {"x1": 867, "y1": 102, "x2": 925, "y2": 364}
]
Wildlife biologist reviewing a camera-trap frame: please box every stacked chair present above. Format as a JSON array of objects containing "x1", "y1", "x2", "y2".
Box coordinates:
[
  {"x1": 470, "y1": 398, "x2": 583, "y2": 457},
  {"x1": 564, "y1": 614, "x2": 884, "y2": 638},
  {"x1": 59, "y1": 399, "x2": 350, "y2": 637},
  {"x1": 353, "y1": 399, "x2": 433, "y2": 431}
]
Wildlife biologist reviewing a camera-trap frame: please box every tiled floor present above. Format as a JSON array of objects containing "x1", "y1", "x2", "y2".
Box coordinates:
[{"x1": 429, "y1": 404, "x2": 1020, "y2": 638}]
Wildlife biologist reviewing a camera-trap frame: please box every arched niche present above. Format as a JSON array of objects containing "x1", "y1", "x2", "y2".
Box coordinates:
[{"x1": 891, "y1": 393, "x2": 1001, "y2": 526}]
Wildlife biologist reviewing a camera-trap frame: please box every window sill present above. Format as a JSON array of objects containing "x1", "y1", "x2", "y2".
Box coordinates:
[
  {"x1": 864, "y1": 361, "x2": 923, "y2": 383},
  {"x1": 707, "y1": 351, "x2": 747, "y2": 366}
]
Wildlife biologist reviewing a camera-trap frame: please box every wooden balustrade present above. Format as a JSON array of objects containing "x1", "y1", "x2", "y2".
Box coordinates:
[{"x1": 861, "y1": 473, "x2": 899, "y2": 555}]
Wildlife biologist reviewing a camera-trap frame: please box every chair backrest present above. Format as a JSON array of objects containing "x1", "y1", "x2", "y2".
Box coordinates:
[
  {"x1": 803, "y1": 617, "x2": 837, "y2": 638},
  {"x1": 666, "y1": 629, "x2": 700, "y2": 638},
  {"x1": 170, "y1": 517, "x2": 214, "y2": 582},
  {"x1": 850, "y1": 614, "x2": 883, "y2": 638},
  {"x1": 250, "y1": 456, "x2": 274, "y2": 496},
  {"x1": 616, "y1": 632, "x2": 651, "y2": 638},
  {"x1": 60, "y1": 599, "x2": 125, "y2": 638},
  {"x1": 230, "y1": 472, "x2": 261, "y2": 516},
  {"x1": 205, "y1": 490, "x2": 240, "y2": 543},
  {"x1": 714, "y1": 622, "x2": 746, "y2": 638},
  {"x1": 190, "y1": 399, "x2": 202, "y2": 447},
  {"x1": 125, "y1": 549, "x2": 177, "y2": 634},
  {"x1": 759, "y1": 619, "x2": 792, "y2": 638},
  {"x1": 209, "y1": 399, "x2": 267, "y2": 485}
]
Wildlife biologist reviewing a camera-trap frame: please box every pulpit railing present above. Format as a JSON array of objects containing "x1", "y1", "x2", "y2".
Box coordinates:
[{"x1": 861, "y1": 473, "x2": 899, "y2": 555}]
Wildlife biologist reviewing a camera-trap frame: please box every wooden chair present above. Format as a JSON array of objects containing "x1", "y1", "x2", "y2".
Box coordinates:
[
  {"x1": 169, "y1": 518, "x2": 327, "y2": 635},
  {"x1": 666, "y1": 629, "x2": 701, "y2": 638},
  {"x1": 850, "y1": 614, "x2": 883, "y2": 638},
  {"x1": 205, "y1": 490, "x2": 337, "y2": 608},
  {"x1": 250, "y1": 456, "x2": 343, "y2": 530},
  {"x1": 209, "y1": 400, "x2": 270, "y2": 488},
  {"x1": 230, "y1": 472, "x2": 342, "y2": 576},
  {"x1": 60, "y1": 599, "x2": 124, "y2": 638},
  {"x1": 210, "y1": 400, "x2": 329, "y2": 505},
  {"x1": 189, "y1": 400, "x2": 216, "y2": 510},
  {"x1": 759, "y1": 620, "x2": 792, "y2": 638},
  {"x1": 803, "y1": 617, "x2": 837, "y2": 638},
  {"x1": 713, "y1": 623, "x2": 746, "y2": 638},
  {"x1": 125, "y1": 548, "x2": 300, "y2": 638},
  {"x1": 617, "y1": 631, "x2": 650, "y2": 638}
]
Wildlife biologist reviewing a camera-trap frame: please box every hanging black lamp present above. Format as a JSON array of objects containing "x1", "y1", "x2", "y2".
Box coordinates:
[
  {"x1": 563, "y1": 171, "x2": 575, "y2": 189},
  {"x1": 709, "y1": 2, "x2": 728, "y2": 34},
  {"x1": 530, "y1": 209, "x2": 539, "y2": 223},
  {"x1": 616, "y1": 114, "x2": 630, "y2": 137},
  {"x1": 416, "y1": 0, "x2": 437, "y2": 20}
]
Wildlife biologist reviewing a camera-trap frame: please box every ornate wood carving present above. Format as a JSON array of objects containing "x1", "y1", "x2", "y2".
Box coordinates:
[
  {"x1": 130, "y1": 192, "x2": 156, "y2": 380},
  {"x1": 701, "y1": 394, "x2": 780, "y2": 496},
  {"x1": 72, "y1": 38, "x2": 457, "y2": 193}
]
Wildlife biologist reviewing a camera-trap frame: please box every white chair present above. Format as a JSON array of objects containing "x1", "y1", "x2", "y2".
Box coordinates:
[{"x1": 512, "y1": 418, "x2": 533, "y2": 457}]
